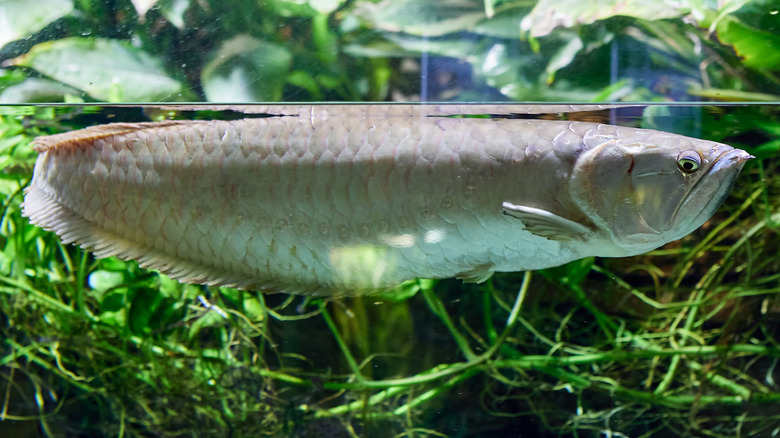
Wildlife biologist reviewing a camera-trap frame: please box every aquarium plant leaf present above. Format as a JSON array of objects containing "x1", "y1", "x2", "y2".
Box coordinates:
[
  {"x1": 0, "y1": 77, "x2": 83, "y2": 103},
  {"x1": 0, "y1": 0, "x2": 73, "y2": 48},
  {"x1": 384, "y1": 34, "x2": 479, "y2": 58},
  {"x1": 473, "y1": 7, "x2": 531, "y2": 39},
  {"x1": 520, "y1": 0, "x2": 688, "y2": 37},
  {"x1": 309, "y1": 0, "x2": 345, "y2": 14},
  {"x1": 544, "y1": 35, "x2": 583, "y2": 84},
  {"x1": 470, "y1": 42, "x2": 537, "y2": 100},
  {"x1": 359, "y1": 0, "x2": 486, "y2": 36},
  {"x1": 200, "y1": 35, "x2": 292, "y2": 102},
  {"x1": 88, "y1": 270, "x2": 125, "y2": 294},
  {"x1": 130, "y1": 0, "x2": 158, "y2": 20},
  {"x1": 9, "y1": 37, "x2": 186, "y2": 102},
  {"x1": 158, "y1": 0, "x2": 191, "y2": 29},
  {"x1": 715, "y1": 15, "x2": 780, "y2": 69},
  {"x1": 128, "y1": 288, "x2": 164, "y2": 335}
]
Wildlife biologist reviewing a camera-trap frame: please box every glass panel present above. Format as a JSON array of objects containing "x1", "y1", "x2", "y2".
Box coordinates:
[
  {"x1": 0, "y1": 0, "x2": 778, "y2": 103},
  {"x1": 1, "y1": 1, "x2": 779, "y2": 436}
]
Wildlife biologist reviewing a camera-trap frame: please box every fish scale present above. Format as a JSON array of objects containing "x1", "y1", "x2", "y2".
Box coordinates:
[{"x1": 23, "y1": 105, "x2": 751, "y2": 295}]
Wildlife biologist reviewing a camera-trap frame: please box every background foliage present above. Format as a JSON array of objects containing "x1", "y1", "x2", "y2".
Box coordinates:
[
  {"x1": 2, "y1": 0, "x2": 780, "y2": 437},
  {"x1": 0, "y1": 0, "x2": 779, "y2": 103}
]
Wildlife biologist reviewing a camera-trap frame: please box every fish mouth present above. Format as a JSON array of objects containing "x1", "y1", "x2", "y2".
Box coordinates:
[
  {"x1": 671, "y1": 147, "x2": 752, "y2": 230},
  {"x1": 711, "y1": 148, "x2": 754, "y2": 172}
]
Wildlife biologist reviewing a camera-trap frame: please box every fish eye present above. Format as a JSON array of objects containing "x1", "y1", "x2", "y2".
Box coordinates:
[{"x1": 677, "y1": 151, "x2": 701, "y2": 173}]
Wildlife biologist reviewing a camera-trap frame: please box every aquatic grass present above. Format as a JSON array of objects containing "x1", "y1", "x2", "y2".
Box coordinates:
[{"x1": 2, "y1": 107, "x2": 780, "y2": 436}]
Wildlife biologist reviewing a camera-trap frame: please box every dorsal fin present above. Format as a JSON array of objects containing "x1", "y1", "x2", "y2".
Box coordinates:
[{"x1": 32, "y1": 120, "x2": 198, "y2": 152}]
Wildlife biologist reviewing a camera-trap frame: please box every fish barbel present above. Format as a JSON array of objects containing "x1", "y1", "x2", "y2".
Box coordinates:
[{"x1": 22, "y1": 105, "x2": 751, "y2": 295}]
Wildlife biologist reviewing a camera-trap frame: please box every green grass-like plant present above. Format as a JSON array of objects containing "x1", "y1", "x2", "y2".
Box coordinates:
[{"x1": 2, "y1": 106, "x2": 780, "y2": 437}]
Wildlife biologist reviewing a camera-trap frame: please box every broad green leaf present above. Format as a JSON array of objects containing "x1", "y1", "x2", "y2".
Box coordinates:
[
  {"x1": 131, "y1": 0, "x2": 158, "y2": 19},
  {"x1": 148, "y1": 297, "x2": 183, "y2": 331},
  {"x1": 359, "y1": 0, "x2": 486, "y2": 36},
  {"x1": 217, "y1": 287, "x2": 242, "y2": 306},
  {"x1": 158, "y1": 274, "x2": 184, "y2": 298},
  {"x1": 591, "y1": 78, "x2": 646, "y2": 101},
  {"x1": 131, "y1": 0, "x2": 190, "y2": 27},
  {"x1": 10, "y1": 38, "x2": 186, "y2": 102},
  {"x1": 717, "y1": 0, "x2": 752, "y2": 13},
  {"x1": 343, "y1": 40, "x2": 416, "y2": 58},
  {"x1": 88, "y1": 270, "x2": 126, "y2": 294},
  {"x1": 749, "y1": 138, "x2": 780, "y2": 160},
  {"x1": 242, "y1": 296, "x2": 266, "y2": 321},
  {"x1": 707, "y1": 0, "x2": 752, "y2": 31},
  {"x1": 473, "y1": 8, "x2": 530, "y2": 39},
  {"x1": 98, "y1": 289, "x2": 130, "y2": 327},
  {"x1": 287, "y1": 70, "x2": 323, "y2": 100},
  {"x1": 521, "y1": 0, "x2": 688, "y2": 37},
  {"x1": 97, "y1": 257, "x2": 137, "y2": 271},
  {"x1": 377, "y1": 35, "x2": 600, "y2": 101},
  {"x1": 386, "y1": 34, "x2": 479, "y2": 58},
  {"x1": 312, "y1": 12, "x2": 338, "y2": 64},
  {"x1": 0, "y1": 67, "x2": 27, "y2": 88},
  {"x1": 0, "y1": 77, "x2": 83, "y2": 103},
  {"x1": 471, "y1": 42, "x2": 534, "y2": 99},
  {"x1": 269, "y1": 0, "x2": 345, "y2": 16},
  {"x1": 544, "y1": 35, "x2": 583, "y2": 84},
  {"x1": 201, "y1": 35, "x2": 291, "y2": 102},
  {"x1": 268, "y1": 0, "x2": 318, "y2": 17},
  {"x1": 128, "y1": 288, "x2": 164, "y2": 335},
  {"x1": 755, "y1": 120, "x2": 780, "y2": 136},
  {"x1": 188, "y1": 311, "x2": 226, "y2": 340},
  {"x1": 309, "y1": 0, "x2": 345, "y2": 14},
  {"x1": 0, "y1": 0, "x2": 73, "y2": 48},
  {"x1": 159, "y1": 0, "x2": 191, "y2": 28},
  {"x1": 722, "y1": 0, "x2": 780, "y2": 30},
  {"x1": 483, "y1": 0, "x2": 500, "y2": 18},
  {"x1": 716, "y1": 15, "x2": 780, "y2": 69}
]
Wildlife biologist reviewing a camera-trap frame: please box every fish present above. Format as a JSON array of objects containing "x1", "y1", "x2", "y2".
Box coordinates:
[{"x1": 22, "y1": 104, "x2": 752, "y2": 295}]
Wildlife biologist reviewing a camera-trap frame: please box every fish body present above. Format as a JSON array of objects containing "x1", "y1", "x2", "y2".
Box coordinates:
[{"x1": 23, "y1": 105, "x2": 751, "y2": 295}]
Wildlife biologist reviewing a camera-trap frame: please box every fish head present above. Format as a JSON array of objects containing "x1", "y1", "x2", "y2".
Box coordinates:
[{"x1": 570, "y1": 129, "x2": 752, "y2": 256}]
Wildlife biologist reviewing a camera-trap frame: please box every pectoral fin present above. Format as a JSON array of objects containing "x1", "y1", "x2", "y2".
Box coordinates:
[
  {"x1": 501, "y1": 202, "x2": 591, "y2": 241},
  {"x1": 455, "y1": 263, "x2": 495, "y2": 283}
]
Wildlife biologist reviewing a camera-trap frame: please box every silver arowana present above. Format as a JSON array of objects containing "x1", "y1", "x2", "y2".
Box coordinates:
[{"x1": 23, "y1": 105, "x2": 752, "y2": 295}]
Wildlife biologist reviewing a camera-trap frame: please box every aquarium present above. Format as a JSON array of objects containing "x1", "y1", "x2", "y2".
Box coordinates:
[{"x1": 1, "y1": 0, "x2": 780, "y2": 437}]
